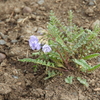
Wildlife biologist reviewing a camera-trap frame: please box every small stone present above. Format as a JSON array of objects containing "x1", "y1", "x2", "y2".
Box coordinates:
[
  {"x1": 31, "y1": 14, "x2": 36, "y2": 19},
  {"x1": 14, "y1": 15, "x2": 19, "y2": 20},
  {"x1": 88, "y1": 1, "x2": 95, "y2": 6},
  {"x1": 72, "y1": 6, "x2": 77, "y2": 10},
  {"x1": 33, "y1": 88, "x2": 44, "y2": 97},
  {"x1": 85, "y1": 7, "x2": 94, "y2": 16},
  {"x1": 0, "y1": 59, "x2": 7, "y2": 67},
  {"x1": 17, "y1": 18, "x2": 23, "y2": 24},
  {"x1": 97, "y1": 57, "x2": 100, "y2": 63},
  {"x1": 33, "y1": 27, "x2": 38, "y2": 32},
  {"x1": 14, "y1": 7, "x2": 21, "y2": 13},
  {"x1": 36, "y1": 16, "x2": 42, "y2": 21},
  {"x1": 74, "y1": 20, "x2": 81, "y2": 26},
  {"x1": 5, "y1": 18, "x2": 10, "y2": 22},
  {"x1": 37, "y1": 0, "x2": 44, "y2": 5},
  {"x1": 0, "y1": 40, "x2": 6, "y2": 45},
  {"x1": 22, "y1": 6, "x2": 32, "y2": 13},
  {"x1": 11, "y1": 40, "x2": 18, "y2": 43},
  {"x1": 82, "y1": 23, "x2": 90, "y2": 29},
  {"x1": 85, "y1": 19, "x2": 89, "y2": 23},
  {"x1": 90, "y1": 79, "x2": 95, "y2": 86},
  {"x1": 12, "y1": 75, "x2": 18, "y2": 79},
  {"x1": 0, "y1": 53, "x2": 6, "y2": 62},
  {"x1": 10, "y1": 18, "x2": 15, "y2": 23},
  {"x1": 0, "y1": 32, "x2": 4, "y2": 37},
  {"x1": 91, "y1": 20, "x2": 100, "y2": 29},
  {"x1": 25, "y1": 79, "x2": 32, "y2": 86},
  {"x1": 0, "y1": 83, "x2": 11, "y2": 94},
  {"x1": 16, "y1": 82, "x2": 22, "y2": 86}
]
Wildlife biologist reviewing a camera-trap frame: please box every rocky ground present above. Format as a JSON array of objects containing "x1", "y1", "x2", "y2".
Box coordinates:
[{"x1": 0, "y1": 0, "x2": 100, "y2": 100}]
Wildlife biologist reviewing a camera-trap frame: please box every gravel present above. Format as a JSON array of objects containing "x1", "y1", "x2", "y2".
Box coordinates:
[
  {"x1": 0, "y1": 53, "x2": 6, "y2": 62},
  {"x1": 0, "y1": 40, "x2": 6, "y2": 45},
  {"x1": 37, "y1": 0, "x2": 44, "y2": 5}
]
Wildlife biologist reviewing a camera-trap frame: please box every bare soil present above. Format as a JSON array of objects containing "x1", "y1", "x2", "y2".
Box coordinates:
[{"x1": 0, "y1": 0, "x2": 100, "y2": 100}]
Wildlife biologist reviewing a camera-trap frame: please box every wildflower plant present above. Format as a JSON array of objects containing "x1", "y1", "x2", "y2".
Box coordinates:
[{"x1": 19, "y1": 11, "x2": 100, "y2": 81}]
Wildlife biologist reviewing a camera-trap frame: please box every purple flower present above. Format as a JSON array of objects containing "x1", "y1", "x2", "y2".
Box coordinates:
[
  {"x1": 29, "y1": 35, "x2": 41, "y2": 50},
  {"x1": 42, "y1": 44, "x2": 52, "y2": 53}
]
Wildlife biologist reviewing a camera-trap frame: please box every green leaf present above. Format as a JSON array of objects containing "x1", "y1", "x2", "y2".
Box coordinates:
[
  {"x1": 88, "y1": 64, "x2": 100, "y2": 72},
  {"x1": 82, "y1": 53, "x2": 100, "y2": 60},
  {"x1": 44, "y1": 70, "x2": 57, "y2": 80},
  {"x1": 65, "y1": 76, "x2": 74, "y2": 84},
  {"x1": 19, "y1": 58, "x2": 33, "y2": 62},
  {"x1": 19, "y1": 58, "x2": 56, "y2": 68},
  {"x1": 77, "y1": 77, "x2": 89, "y2": 87},
  {"x1": 73, "y1": 59, "x2": 91, "y2": 72}
]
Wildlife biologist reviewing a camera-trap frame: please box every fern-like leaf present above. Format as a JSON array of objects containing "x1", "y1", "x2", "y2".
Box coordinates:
[{"x1": 19, "y1": 58, "x2": 56, "y2": 68}]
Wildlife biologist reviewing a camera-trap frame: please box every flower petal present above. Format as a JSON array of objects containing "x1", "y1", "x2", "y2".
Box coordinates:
[
  {"x1": 42, "y1": 44, "x2": 52, "y2": 53},
  {"x1": 29, "y1": 35, "x2": 40, "y2": 50}
]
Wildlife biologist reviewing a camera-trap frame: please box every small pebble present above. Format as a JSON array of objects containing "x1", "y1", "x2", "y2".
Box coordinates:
[
  {"x1": 17, "y1": 18, "x2": 24, "y2": 24},
  {"x1": 0, "y1": 32, "x2": 5, "y2": 39},
  {"x1": 88, "y1": 1, "x2": 95, "y2": 6},
  {"x1": 11, "y1": 40, "x2": 18, "y2": 43},
  {"x1": 84, "y1": 0, "x2": 96, "y2": 6},
  {"x1": 0, "y1": 83, "x2": 12, "y2": 94},
  {"x1": 0, "y1": 53, "x2": 6, "y2": 62},
  {"x1": 22, "y1": 6, "x2": 32, "y2": 13},
  {"x1": 97, "y1": 57, "x2": 100, "y2": 62},
  {"x1": 12, "y1": 75, "x2": 18, "y2": 79},
  {"x1": 33, "y1": 27, "x2": 38, "y2": 32},
  {"x1": 85, "y1": 7, "x2": 94, "y2": 16},
  {"x1": 31, "y1": 14, "x2": 36, "y2": 19},
  {"x1": 14, "y1": 7, "x2": 21, "y2": 13},
  {"x1": 14, "y1": 15, "x2": 19, "y2": 20},
  {"x1": 37, "y1": 0, "x2": 44, "y2": 5},
  {"x1": 0, "y1": 40, "x2": 6, "y2": 45}
]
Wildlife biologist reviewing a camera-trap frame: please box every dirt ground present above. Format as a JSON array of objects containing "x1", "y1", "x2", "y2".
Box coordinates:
[{"x1": 0, "y1": 0, "x2": 100, "y2": 100}]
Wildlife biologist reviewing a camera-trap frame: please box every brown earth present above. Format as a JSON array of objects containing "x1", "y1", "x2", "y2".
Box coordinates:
[{"x1": 0, "y1": 0, "x2": 100, "y2": 100}]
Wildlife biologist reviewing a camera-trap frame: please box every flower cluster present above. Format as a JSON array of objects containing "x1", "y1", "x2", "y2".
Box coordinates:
[{"x1": 29, "y1": 35, "x2": 52, "y2": 53}]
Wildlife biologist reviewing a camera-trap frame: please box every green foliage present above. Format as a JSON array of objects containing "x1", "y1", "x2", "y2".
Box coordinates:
[
  {"x1": 77, "y1": 77, "x2": 89, "y2": 87},
  {"x1": 73, "y1": 59, "x2": 91, "y2": 72},
  {"x1": 82, "y1": 53, "x2": 100, "y2": 60},
  {"x1": 19, "y1": 58, "x2": 55, "y2": 68},
  {"x1": 19, "y1": 10, "x2": 100, "y2": 86},
  {"x1": 65, "y1": 76, "x2": 74, "y2": 84},
  {"x1": 44, "y1": 70, "x2": 58, "y2": 80},
  {"x1": 19, "y1": 11, "x2": 100, "y2": 70},
  {"x1": 73, "y1": 59, "x2": 100, "y2": 72},
  {"x1": 46, "y1": 11, "x2": 100, "y2": 70},
  {"x1": 89, "y1": 64, "x2": 100, "y2": 72}
]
